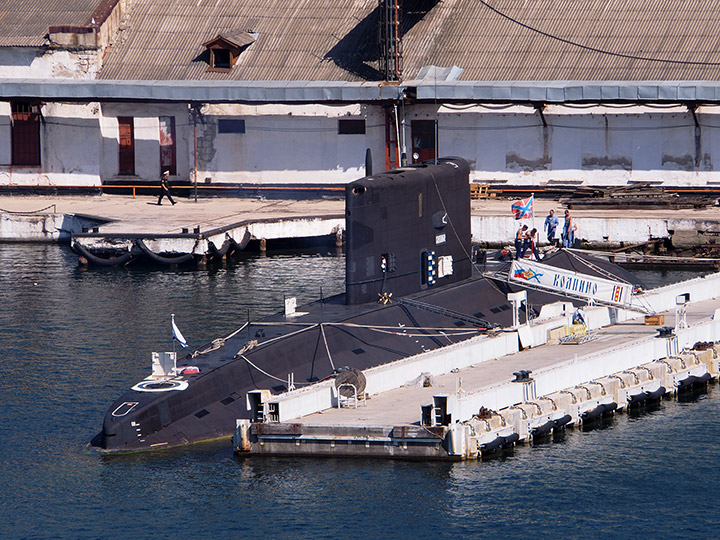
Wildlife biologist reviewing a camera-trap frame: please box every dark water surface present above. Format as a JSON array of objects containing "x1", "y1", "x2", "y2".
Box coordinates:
[{"x1": 1, "y1": 245, "x2": 718, "y2": 539}]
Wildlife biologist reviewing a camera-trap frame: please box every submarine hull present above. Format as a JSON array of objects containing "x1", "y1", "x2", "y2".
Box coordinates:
[{"x1": 90, "y1": 158, "x2": 644, "y2": 453}]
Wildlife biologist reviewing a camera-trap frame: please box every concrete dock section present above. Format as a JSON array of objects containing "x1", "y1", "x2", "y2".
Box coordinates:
[
  {"x1": 3, "y1": 194, "x2": 720, "y2": 258},
  {"x1": 234, "y1": 274, "x2": 720, "y2": 459},
  {"x1": 0, "y1": 195, "x2": 345, "y2": 265}
]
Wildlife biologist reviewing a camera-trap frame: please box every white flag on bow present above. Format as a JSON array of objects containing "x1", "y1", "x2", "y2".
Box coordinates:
[{"x1": 171, "y1": 313, "x2": 188, "y2": 348}]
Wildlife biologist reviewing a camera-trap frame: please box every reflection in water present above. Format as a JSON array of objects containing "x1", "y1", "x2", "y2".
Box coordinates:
[{"x1": 1, "y1": 244, "x2": 719, "y2": 539}]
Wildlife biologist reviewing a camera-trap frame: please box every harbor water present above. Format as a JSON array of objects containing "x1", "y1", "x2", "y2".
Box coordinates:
[{"x1": 1, "y1": 244, "x2": 718, "y2": 539}]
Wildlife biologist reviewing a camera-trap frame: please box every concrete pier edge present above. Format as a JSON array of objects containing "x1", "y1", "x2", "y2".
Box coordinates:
[
  {"x1": 235, "y1": 272, "x2": 720, "y2": 459},
  {"x1": 3, "y1": 195, "x2": 720, "y2": 254}
]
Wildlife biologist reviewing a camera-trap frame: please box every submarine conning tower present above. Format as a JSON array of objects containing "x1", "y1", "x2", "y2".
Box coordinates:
[{"x1": 345, "y1": 157, "x2": 472, "y2": 305}]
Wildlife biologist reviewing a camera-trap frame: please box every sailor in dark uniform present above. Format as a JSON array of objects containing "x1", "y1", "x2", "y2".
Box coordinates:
[{"x1": 157, "y1": 170, "x2": 176, "y2": 206}]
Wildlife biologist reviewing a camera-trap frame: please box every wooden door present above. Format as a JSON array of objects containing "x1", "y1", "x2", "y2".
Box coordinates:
[
  {"x1": 118, "y1": 117, "x2": 135, "y2": 176},
  {"x1": 11, "y1": 103, "x2": 40, "y2": 166}
]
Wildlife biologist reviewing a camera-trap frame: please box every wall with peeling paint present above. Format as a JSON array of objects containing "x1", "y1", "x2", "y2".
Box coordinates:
[
  {"x1": 0, "y1": 48, "x2": 99, "y2": 79},
  {"x1": 99, "y1": 102, "x2": 191, "y2": 182},
  {"x1": 196, "y1": 103, "x2": 385, "y2": 184},
  {"x1": 424, "y1": 104, "x2": 720, "y2": 186},
  {"x1": 42, "y1": 102, "x2": 101, "y2": 184},
  {"x1": 3, "y1": 100, "x2": 720, "y2": 188},
  {"x1": 0, "y1": 101, "x2": 102, "y2": 186}
]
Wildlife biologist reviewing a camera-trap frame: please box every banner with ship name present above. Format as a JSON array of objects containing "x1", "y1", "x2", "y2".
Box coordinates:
[{"x1": 509, "y1": 260, "x2": 633, "y2": 308}]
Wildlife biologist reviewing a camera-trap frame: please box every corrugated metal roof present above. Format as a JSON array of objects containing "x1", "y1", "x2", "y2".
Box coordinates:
[
  {"x1": 104, "y1": 0, "x2": 720, "y2": 82},
  {"x1": 100, "y1": 0, "x2": 379, "y2": 81},
  {"x1": 7, "y1": 0, "x2": 720, "y2": 82},
  {"x1": 400, "y1": 0, "x2": 720, "y2": 81},
  {"x1": 0, "y1": 78, "x2": 404, "y2": 102},
  {"x1": 0, "y1": 0, "x2": 100, "y2": 46}
]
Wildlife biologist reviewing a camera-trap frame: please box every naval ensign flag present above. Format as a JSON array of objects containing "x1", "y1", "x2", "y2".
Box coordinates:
[{"x1": 171, "y1": 313, "x2": 188, "y2": 348}]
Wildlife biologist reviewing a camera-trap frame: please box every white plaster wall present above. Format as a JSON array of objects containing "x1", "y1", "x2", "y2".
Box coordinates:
[
  {"x1": 100, "y1": 103, "x2": 191, "y2": 182},
  {"x1": 0, "y1": 101, "x2": 101, "y2": 186},
  {"x1": 198, "y1": 103, "x2": 384, "y2": 184},
  {"x1": 0, "y1": 48, "x2": 99, "y2": 79},
  {"x1": 472, "y1": 215, "x2": 668, "y2": 245},
  {"x1": 7, "y1": 99, "x2": 720, "y2": 187},
  {"x1": 471, "y1": 214, "x2": 720, "y2": 246},
  {"x1": 42, "y1": 102, "x2": 101, "y2": 185},
  {"x1": 0, "y1": 101, "x2": 10, "y2": 165},
  {"x1": 409, "y1": 104, "x2": 720, "y2": 187}
]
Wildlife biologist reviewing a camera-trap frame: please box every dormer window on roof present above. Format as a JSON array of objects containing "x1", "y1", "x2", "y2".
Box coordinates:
[{"x1": 202, "y1": 32, "x2": 256, "y2": 72}]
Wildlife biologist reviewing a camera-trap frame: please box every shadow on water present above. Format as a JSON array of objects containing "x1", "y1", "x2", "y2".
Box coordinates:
[
  {"x1": 677, "y1": 385, "x2": 711, "y2": 403},
  {"x1": 68, "y1": 243, "x2": 345, "y2": 274},
  {"x1": 625, "y1": 398, "x2": 664, "y2": 420}
]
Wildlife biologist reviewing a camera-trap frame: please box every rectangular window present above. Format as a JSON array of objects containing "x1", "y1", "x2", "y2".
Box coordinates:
[
  {"x1": 212, "y1": 49, "x2": 232, "y2": 70},
  {"x1": 117, "y1": 116, "x2": 135, "y2": 176},
  {"x1": 338, "y1": 119, "x2": 366, "y2": 135},
  {"x1": 218, "y1": 119, "x2": 246, "y2": 134},
  {"x1": 11, "y1": 102, "x2": 40, "y2": 166},
  {"x1": 159, "y1": 116, "x2": 176, "y2": 176}
]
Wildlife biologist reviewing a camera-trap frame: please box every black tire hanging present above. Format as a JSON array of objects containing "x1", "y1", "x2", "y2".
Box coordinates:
[
  {"x1": 136, "y1": 239, "x2": 195, "y2": 265},
  {"x1": 73, "y1": 242, "x2": 133, "y2": 267}
]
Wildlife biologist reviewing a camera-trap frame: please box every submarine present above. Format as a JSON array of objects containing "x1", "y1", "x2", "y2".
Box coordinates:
[{"x1": 88, "y1": 157, "x2": 643, "y2": 453}]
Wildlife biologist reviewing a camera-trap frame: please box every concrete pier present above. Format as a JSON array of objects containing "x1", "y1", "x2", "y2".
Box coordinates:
[
  {"x1": 0, "y1": 195, "x2": 345, "y2": 266},
  {"x1": 2, "y1": 195, "x2": 720, "y2": 253},
  {"x1": 234, "y1": 273, "x2": 720, "y2": 459}
]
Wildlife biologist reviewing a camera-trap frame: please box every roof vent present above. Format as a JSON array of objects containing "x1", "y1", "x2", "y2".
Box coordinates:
[{"x1": 416, "y1": 65, "x2": 464, "y2": 82}]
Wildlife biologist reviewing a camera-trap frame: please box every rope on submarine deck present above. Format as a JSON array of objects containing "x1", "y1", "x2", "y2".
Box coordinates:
[
  {"x1": 320, "y1": 323, "x2": 336, "y2": 371},
  {"x1": 255, "y1": 320, "x2": 488, "y2": 333},
  {"x1": 237, "y1": 353, "x2": 313, "y2": 386},
  {"x1": 192, "y1": 322, "x2": 250, "y2": 357},
  {"x1": 232, "y1": 321, "x2": 483, "y2": 387}
]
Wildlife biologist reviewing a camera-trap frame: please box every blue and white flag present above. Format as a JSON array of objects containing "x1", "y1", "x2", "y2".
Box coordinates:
[
  {"x1": 171, "y1": 313, "x2": 188, "y2": 347},
  {"x1": 511, "y1": 195, "x2": 534, "y2": 220}
]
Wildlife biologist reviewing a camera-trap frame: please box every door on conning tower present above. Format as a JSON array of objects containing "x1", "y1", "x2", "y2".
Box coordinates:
[{"x1": 411, "y1": 120, "x2": 436, "y2": 163}]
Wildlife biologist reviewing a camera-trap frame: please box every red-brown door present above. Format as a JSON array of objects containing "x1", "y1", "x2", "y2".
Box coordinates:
[
  {"x1": 11, "y1": 103, "x2": 40, "y2": 166},
  {"x1": 411, "y1": 120, "x2": 437, "y2": 163},
  {"x1": 118, "y1": 117, "x2": 135, "y2": 176},
  {"x1": 159, "y1": 116, "x2": 176, "y2": 176}
]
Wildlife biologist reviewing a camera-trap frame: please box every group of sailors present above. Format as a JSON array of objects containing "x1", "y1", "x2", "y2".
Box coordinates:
[{"x1": 515, "y1": 209, "x2": 578, "y2": 260}]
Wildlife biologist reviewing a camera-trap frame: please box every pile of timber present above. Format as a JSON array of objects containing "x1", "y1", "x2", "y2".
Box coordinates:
[{"x1": 558, "y1": 183, "x2": 712, "y2": 209}]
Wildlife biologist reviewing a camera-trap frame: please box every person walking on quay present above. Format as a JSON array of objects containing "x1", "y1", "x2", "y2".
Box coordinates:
[
  {"x1": 544, "y1": 209, "x2": 559, "y2": 246},
  {"x1": 157, "y1": 170, "x2": 176, "y2": 206},
  {"x1": 515, "y1": 224, "x2": 528, "y2": 259},
  {"x1": 562, "y1": 209, "x2": 577, "y2": 248}
]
